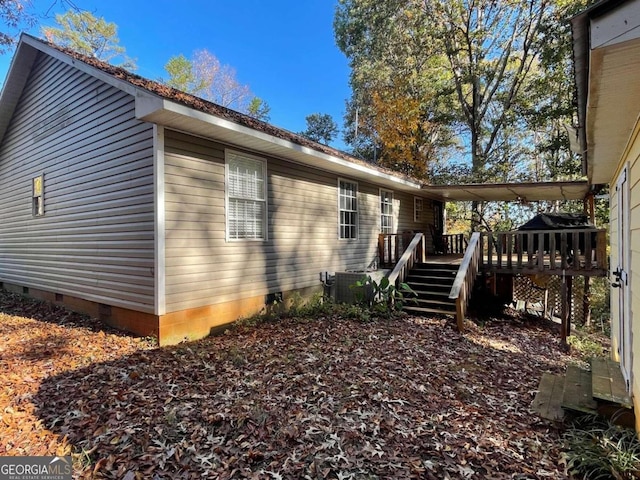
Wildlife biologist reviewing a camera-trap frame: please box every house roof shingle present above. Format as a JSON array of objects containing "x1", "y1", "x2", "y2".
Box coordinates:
[{"x1": 28, "y1": 34, "x2": 420, "y2": 186}]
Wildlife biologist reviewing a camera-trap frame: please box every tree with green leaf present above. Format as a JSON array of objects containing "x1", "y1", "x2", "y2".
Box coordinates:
[
  {"x1": 526, "y1": 0, "x2": 593, "y2": 182},
  {"x1": 163, "y1": 49, "x2": 270, "y2": 118},
  {"x1": 163, "y1": 54, "x2": 206, "y2": 94},
  {"x1": 42, "y1": 10, "x2": 136, "y2": 69},
  {"x1": 247, "y1": 97, "x2": 271, "y2": 122},
  {"x1": 299, "y1": 113, "x2": 339, "y2": 145},
  {"x1": 335, "y1": 0, "x2": 589, "y2": 230},
  {"x1": 335, "y1": 0, "x2": 456, "y2": 169}
]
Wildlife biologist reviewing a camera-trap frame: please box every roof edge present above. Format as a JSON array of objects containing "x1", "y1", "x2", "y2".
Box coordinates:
[
  {"x1": 570, "y1": 0, "x2": 634, "y2": 182},
  {"x1": 141, "y1": 98, "x2": 424, "y2": 191},
  {"x1": 8, "y1": 34, "x2": 423, "y2": 189}
]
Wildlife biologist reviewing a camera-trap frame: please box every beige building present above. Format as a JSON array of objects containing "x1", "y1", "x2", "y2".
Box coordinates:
[
  {"x1": 572, "y1": 0, "x2": 640, "y2": 428},
  {"x1": 0, "y1": 35, "x2": 442, "y2": 345}
]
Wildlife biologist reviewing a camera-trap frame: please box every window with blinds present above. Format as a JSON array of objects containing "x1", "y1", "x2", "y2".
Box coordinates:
[
  {"x1": 338, "y1": 179, "x2": 358, "y2": 239},
  {"x1": 380, "y1": 189, "x2": 393, "y2": 233},
  {"x1": 226, "y1": 151, "x2": 267, "y2": 240}
]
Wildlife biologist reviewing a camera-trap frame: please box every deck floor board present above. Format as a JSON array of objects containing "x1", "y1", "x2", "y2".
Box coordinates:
[
  {"x1": 562, "y1": 365, "x2": 598, "y2": 414},
  {"x1": 591, "y1": 358, "x2": 632, "y2": 408},
  {"x1": 532, "y1": 373, "x2": 565, "y2": 421}
]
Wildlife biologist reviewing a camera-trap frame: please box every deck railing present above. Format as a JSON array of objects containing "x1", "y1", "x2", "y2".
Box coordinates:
[
  {"x1": 449, "y1": 232, "x2": 481, "y2": 332},
  {"x1": 443, "y1": 233, "x2": 468, "y2": 254},
  {"x1": 480, "y1": 228, "x2": 607, "y2": 276},
  {"x1": 378, "y1": 232, "x2": 422, "y2": 267},
  {"x1": 387, "y1": 233, "x2": 426, "y2": 287}
]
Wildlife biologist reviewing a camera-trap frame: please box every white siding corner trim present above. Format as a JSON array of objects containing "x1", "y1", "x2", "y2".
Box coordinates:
[{"x1": 154, "y1": 125, "x2": 166, "y2": 315}]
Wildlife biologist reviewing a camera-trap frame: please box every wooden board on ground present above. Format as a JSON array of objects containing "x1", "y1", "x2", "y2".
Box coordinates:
[
  {"x1": 591, "y1": 358, "x2": 633, "y2": 408},
  {"x1": 532, "y1": 373, "x2": 565, "y2": 421},
  {"x1": 562, "y1": 365, "x2": 598, "y2": 414}
]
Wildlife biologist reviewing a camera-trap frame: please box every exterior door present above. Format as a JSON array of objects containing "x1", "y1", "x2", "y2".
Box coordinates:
[{"x1": 615, "y1": 166, "x2": 631, "y2": 390}]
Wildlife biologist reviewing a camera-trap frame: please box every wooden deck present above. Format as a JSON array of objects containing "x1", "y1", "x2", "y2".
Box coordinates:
[
  {"x1": 425, "y1": 252, "x2": 605, "y2": 275},
  {"x1": 401, "y1": 228, "x2": 608, "y2": 277},
  {"x1": 424, "y1": 254, "x2": 463, "y2": 265},
  {"x1": 381, "y1": 228, "x2": 607, "y2": 337},
  {"x1": 480, "y1": 229, "x2": 607, "y2": 277}
]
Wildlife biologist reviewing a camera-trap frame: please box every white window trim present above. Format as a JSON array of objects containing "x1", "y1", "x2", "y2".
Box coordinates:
[
  {"x1": 32, "y1": 174, "x2": 44, "y2": 217},
  {"x1": 414, "y1": 197, "x2": 424, "y2": 223},
  {"x1": 338, "y1": 178, "x2": 359, "y2": 240},
  {"x1": 380, "y1": 188, "x2": 394, "y2": 233},
  {"x1": 225, "y1": 149, "x2": 268, "y2": 242}
]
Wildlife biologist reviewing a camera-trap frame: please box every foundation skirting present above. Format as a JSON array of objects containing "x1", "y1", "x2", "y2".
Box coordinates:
[{"x1": 0, "y1": 282, "x2": 322, "y2": 346}]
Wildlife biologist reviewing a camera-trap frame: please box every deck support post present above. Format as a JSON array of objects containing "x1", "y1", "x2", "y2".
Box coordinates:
[
  {"x1": 584, "y1": 193, "x2": 596, "y2": 226},
  {"x1": 567, "y1": 276, "x2": 572, "y2": 337},
  {"x1": 584, "y1": 276, "x2": 591, "y2": 327},
  {"x1": 561, "y1": 275, "x2": 571, "y2": 346},
  {"x1": 543, "y1": 288, "x2": 549, "y2": 319}
]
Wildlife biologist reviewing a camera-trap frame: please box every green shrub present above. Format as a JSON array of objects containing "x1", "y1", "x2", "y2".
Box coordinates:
[
  {"x1": 567, "y1": 331, "x2": 606, "y2": 359},
  {"x1": 336, "y1": 303, "x2": 371, "y2": 323},
  {"x1": 288, "y1": 292, "x2": 334, "y2": 318},
  {"x1": 562, "y1": 415, "x2": 640, "y2": 479},
  {"x1": 350, "y1": 275, "x2": 417, "y2": 317}
]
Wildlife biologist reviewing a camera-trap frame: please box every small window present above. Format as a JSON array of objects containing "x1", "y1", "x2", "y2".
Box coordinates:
[
  {"x1": 226, "y1": 151, "x2": 267, "y2": 241},
  {"x1": 434, "y1": 202, "x2": 443, "y2": 231},
  {"x1": 414, "y1": 197, "x2": 423, "y2": 223},
  {"x1": 33, "y1": 174, "x2": 44, "y2": 216},
  {"x1": 380, "y1": 189, "x2": 393, "y2": 233},
  {"x1": 338, "y1": 179, "x2": 358, "y2": 239}
]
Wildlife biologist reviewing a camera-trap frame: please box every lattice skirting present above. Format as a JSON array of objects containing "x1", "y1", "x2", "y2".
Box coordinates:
[{"x1": 513, "y1": 274, "x2": 587, "y2": 323}]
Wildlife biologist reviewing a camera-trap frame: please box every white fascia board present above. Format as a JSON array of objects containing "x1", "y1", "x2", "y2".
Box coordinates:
[
  {"x1": 591, "y1": 0, "x2": 640, "y2": 49},
  {"x1": 0, "y1": 41, "x2": 39, "y2": 143},
  {"x1": 136, "y1": 97, "x2": 423, "y2": 191},
  {"x1": 135, "y1": 92, "x2": 165, "y2": 118}
]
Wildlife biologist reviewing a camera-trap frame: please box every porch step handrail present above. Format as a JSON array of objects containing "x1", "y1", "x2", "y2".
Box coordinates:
[
  {"x1": 387, "y1": 232, "x2": 425, "y2": 287},
  {"x1": 449, "y1": 232, "x2": 482, "y2": 332}
]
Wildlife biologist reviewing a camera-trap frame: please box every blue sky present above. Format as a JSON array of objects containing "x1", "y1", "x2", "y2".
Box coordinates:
[{"x1": 0, "y1": 0, "x2": 352, "y2": 148}]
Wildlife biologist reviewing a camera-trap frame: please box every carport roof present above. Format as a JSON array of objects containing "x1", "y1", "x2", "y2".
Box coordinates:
[{"x1": 424, "y1": 180, "x2": 592, "y2": 202}]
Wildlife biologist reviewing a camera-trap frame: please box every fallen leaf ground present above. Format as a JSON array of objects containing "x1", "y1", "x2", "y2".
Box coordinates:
[{"x1": 0, "y1": 290, "x2": 603, "y2": 479}]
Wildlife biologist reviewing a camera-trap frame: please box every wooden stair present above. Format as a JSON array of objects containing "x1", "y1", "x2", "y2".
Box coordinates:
[
  {"x1": 532, "y1": 358, "x2": 634, "y2": 426},
  {"x1": 403, "y1": 263, "x2": 457, "y2": 316}
]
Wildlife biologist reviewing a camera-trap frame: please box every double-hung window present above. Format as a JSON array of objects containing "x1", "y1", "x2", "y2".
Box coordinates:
[
  {"x1": 414, "y1": 197, "x2": 424, "y2": 223},
  {"x1": 338, "y1": 179, "x2": 358, "y2": 239},
  {"x1": 380, "y1": 189, "x2": 393, "y2": 233},
  {"x1": 226, "y1": 151, "x2": 267, "y2": 241}
]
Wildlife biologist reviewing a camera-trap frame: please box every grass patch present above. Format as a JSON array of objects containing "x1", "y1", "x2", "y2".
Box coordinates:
[{"x1": 567, "y1": 330, "x2": 607, "y2": 359}]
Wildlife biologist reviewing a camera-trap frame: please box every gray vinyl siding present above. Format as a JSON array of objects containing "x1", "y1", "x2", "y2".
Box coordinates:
[
  {"x1": 163, "y1": 129, "x2": 434, "y2": 312},
  {"x1": 0, "y1": 53, "x2": 155, "y2": 312}
]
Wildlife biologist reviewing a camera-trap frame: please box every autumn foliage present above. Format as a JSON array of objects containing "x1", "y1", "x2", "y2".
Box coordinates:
[
  {"x1": 371, "y1": 80, "x2": 440, "y2": 178},
  {"x1": 0, "y1": 290, "x2": 594, "y2": 478}
]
